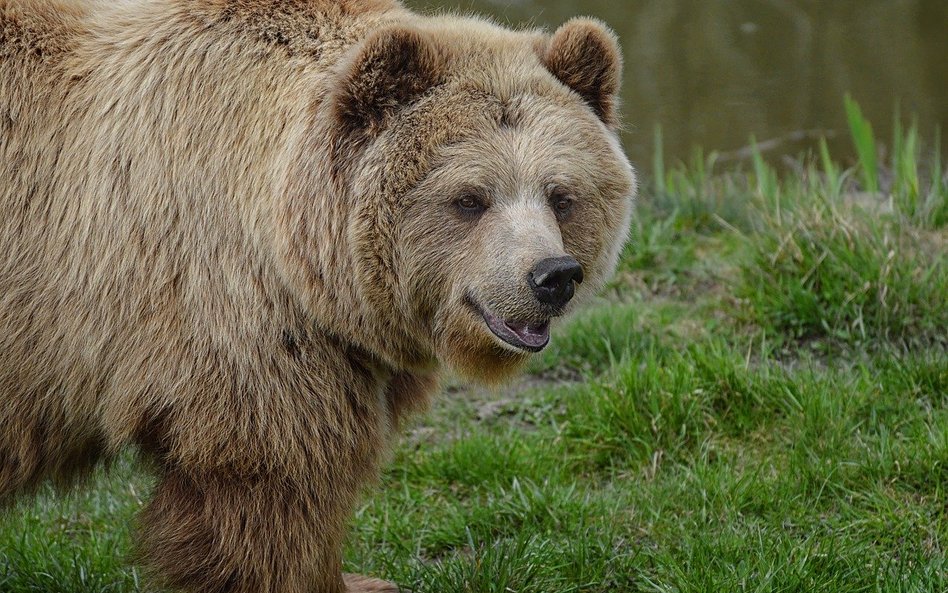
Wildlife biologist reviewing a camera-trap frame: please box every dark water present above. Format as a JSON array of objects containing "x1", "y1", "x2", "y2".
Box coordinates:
[{"x1": 407, "y1": 0, "x2": 948, "y2": 173}]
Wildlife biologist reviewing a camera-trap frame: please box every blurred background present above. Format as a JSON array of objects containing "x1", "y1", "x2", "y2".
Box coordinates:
[{"x1": 406, "y1": 0, "x2": 948, "y2": 172}]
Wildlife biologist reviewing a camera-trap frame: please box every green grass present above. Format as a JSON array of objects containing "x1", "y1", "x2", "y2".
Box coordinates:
[{"x1": 2, "y1": 104, "x2": 947, "y2": 592}]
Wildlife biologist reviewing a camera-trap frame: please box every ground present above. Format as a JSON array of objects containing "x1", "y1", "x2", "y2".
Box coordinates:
[{"x1": 1, "y1": 108, "x2": 946, "y2": 592}]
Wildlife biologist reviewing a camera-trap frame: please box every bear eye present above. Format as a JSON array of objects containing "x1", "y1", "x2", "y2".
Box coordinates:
[
  {"x1": 454, "y1": 194, "x2": 487, "y2": 218},
  {"x1": 549, "y1": 188, "x2": 575, "y2": 220}
]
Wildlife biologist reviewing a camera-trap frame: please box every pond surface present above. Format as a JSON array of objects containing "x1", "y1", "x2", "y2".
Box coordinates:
[{"x1": 406, "y1": 0, "x2": 948, "y2": 174}]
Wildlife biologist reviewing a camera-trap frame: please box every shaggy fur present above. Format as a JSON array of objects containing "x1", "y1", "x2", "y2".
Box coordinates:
[{"x1": 0, "y1": 1, "x2": 636, "y2": 591}]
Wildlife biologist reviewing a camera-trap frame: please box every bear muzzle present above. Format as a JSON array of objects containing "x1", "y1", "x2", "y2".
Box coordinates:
[{"x1": 528, "y1": 256, "x2": 584, "y2": 310}]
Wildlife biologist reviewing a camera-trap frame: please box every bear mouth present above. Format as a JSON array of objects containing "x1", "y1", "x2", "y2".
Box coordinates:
[{"x1": 466, "y1": 297, "x2": 551, "y2": 353}]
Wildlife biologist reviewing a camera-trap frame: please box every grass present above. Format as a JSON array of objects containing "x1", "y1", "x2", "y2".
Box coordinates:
[{"x1": 2, "y1": 103, "x2": 946, "y2": 592}]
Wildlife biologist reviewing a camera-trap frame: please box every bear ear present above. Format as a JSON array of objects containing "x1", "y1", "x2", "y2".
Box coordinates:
[
  {"x1": 333, "y1": 26, "x2": 442, "y2": 136},
  {"x1": 540, "y1": 18, "x2": 623, "y2": 129}
]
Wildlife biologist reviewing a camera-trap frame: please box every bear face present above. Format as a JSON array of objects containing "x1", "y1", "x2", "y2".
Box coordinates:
[{"x1": 325, "y1": 17, "x2": 636, "y2": 382}]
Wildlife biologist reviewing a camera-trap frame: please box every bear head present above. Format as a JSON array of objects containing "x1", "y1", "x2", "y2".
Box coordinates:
[{"x1": 293, "y1": 16, "x2": 636, "y2": 383}]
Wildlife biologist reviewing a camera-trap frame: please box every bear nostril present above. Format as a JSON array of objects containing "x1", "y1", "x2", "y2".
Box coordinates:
[{"x1": 529, "y1": 256, "x2": 584, "y2": 308}]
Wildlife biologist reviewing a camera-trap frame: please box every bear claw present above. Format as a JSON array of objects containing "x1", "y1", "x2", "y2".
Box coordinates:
[{"x1": 343, "y1": 573, "x2": 401, "y2": 593}]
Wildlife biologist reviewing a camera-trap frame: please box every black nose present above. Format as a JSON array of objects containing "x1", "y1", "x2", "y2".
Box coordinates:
[{"x1": 529, "y1": 256, "x2": 584, "y2": 308}]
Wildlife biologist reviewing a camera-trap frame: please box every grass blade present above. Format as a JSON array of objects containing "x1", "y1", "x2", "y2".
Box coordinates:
[{"x1": 844, "y1": 94, "x2": 879, "y2": 194}]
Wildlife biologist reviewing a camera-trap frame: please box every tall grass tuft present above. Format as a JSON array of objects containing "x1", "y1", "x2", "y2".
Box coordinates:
[
  {"x1": 892, "y1": 111, "x2": 921, "y2": 218},
  {"x1": 923, "y1": 127, "x2": 947, "y2": 228},
  {"x1": 844, "y1": 94, "x2": 879, "y2": 194},
  {"x1": 738, "y1": 98, "x2": 947, "y2": 348}
]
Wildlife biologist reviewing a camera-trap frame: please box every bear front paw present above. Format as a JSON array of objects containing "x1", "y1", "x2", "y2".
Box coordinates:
[{"x1": 343, "y1": 573, "x2": 401, "y2": 593}]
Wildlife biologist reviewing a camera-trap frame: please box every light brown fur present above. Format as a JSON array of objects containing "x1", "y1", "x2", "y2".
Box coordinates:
[{"x1": 0, "y1": 1, "x2": 635, "y2": 591}]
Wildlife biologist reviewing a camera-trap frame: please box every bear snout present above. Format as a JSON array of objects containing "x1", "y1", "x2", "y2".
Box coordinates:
[{"x1": 528, "y1": 255, "x2": 584, "y2": 309}]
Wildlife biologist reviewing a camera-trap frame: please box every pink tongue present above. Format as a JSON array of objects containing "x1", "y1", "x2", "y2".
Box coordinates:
[{"x1": 505, "y1": 321, "x2": 549, "y2": 347}]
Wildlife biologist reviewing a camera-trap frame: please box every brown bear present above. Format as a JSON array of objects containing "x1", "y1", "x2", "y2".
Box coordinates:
[{"x1": 0, "y1": 0, "x2": 636, "y2": 591}]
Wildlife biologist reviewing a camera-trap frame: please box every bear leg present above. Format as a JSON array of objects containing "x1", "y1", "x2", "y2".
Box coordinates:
[{"x1": 138, "y1": 468, "x2": 349, "y2": 593}]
